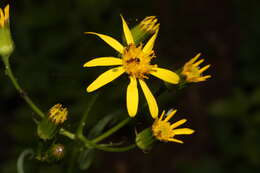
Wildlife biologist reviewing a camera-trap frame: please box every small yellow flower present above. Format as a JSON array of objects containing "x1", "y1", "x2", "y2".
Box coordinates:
[
  {"x1": 0, "y1": 5, "x2": 9, "y2": 28},
  {"x1": 182, "y1": 53, "x2": 211, "y2": 83},
  {"x1": 48, "y1": 104, "x2": 68, "y2": 125},
  {"x1": 83, "y1": 15, "x2": 179, "y2": 118},
  {"x1": 139, "y1": 16, "x2": 160, "y2": 34},
  {"x1": 152, "y1": 109, "x2": 194, "y2": 143}
]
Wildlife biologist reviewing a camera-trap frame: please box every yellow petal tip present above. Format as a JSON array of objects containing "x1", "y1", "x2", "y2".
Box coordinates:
[
  {"x1": 83, "y1": 62, "x2": 89, "y2": 67},
  {"x1": 86, "y1": 87, "x2": 93, "y2": 93},
  {"x1": 128, "y1": 112, "x2": 136, "y2": 118}
]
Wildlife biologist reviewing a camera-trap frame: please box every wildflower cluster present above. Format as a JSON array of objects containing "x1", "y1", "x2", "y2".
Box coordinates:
[
  {"x1": 83, "y1": 15, "x2": 210, "y2": 147},
  {"x1": 0, "y1": 4, "x2": 212, "y2": 169}
]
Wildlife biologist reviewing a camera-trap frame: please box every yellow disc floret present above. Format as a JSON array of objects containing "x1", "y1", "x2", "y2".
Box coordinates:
[
  {"x1": 48, "y1": 104, "x2": 68, "y2": 125},
  {"x1": 122, "y1": 44, "x2": 156, "y2": 79}
]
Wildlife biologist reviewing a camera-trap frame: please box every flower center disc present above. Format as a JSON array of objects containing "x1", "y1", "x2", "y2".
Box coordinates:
[
  {"x1": 122, "y1": 44, "x2": 156, "y2": 79},
  {"x1": 183, "y1": 64, "x2": 201, "y2": 78},
  {"x1": 152, "y1": 120, "x2": 174, "y2": 142}
]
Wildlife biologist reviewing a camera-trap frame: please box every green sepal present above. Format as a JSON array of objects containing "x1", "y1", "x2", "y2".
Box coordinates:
[
  {"x1": 135, "y1": 128, "x2": 157, "y2": 152},
  {"x1": 37, "y1": 118, "x2": 59, "y2": 141},
  {"x1": 131, "y1": 25, "x2": 152, "y2": 45}
]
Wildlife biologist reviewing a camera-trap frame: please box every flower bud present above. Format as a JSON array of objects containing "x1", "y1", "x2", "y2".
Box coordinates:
[
  {"x1": 47, "y1": 144, "x2": 65, "y2": 162},
  {"x1": 36, "y1": 143, "x2": 65, "y2": 162},
  {"x1": 37, "y1": 104, "x2": 68, "y2": 140},
  {"x1": 123, "y1": 16, "x2": 160, "y2": 45},
  {"x1": 0, "y1": 5, "x2": 14, "y2": 57}
]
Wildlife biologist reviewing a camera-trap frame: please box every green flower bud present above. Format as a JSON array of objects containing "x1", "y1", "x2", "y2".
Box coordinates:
[
  {"x1": 47, "y1": 144, "x2": 65, "y2": 162},
  {"x1": 135, "y1": 128, "x2": 157, "y2": 152},
  {"x1": 131, "y1": 16, "x2": 159, "y2": 45},
  {"x1": 122, "y1": 16, "x2": 160, "y2": 45},
  {"x1": 0, "y1": 5, "x2": 14, "y2": 57},
  {"x1": 36, "y1": 143, "x2": 65, "y2": 162}
]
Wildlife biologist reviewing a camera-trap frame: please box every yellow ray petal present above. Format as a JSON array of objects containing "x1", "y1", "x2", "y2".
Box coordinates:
[
  {"x1": 4, "y1": 5, "x2": 9, "y2": 21},
  {"x1": 173, "y1": 128, "x2": 195, "y2": 135},
  {"x1": 85, "y1": 32, "x2": 124, "y2": 54},
  {"x1": 150, "y1": 67, "x2": 180, "y2": 84},
  {"x1": 164, "y1": 109, "x2": 177, "y2": 122},
  {"x1": 87, "y1": 66, "x2": 125, "y2": 92},
  {"x1": 200, "y1": 75, "x2": 211, "y2": 80},
  {"x1": 83, "y1": 57, "x2": 122, "y2": 67},
  {"x1": 120, "y1": 15, "x2": 134, "y2": 45},
  {"x1": 139, "y1": 79, "x2": 158, "y2": 118},
  {"x1": 170, "y1": 119, "x2": 187, "y2": 129},
  {"x1": 199, "y1": 64, "x2": 210, "y2": 73},
  {"x1": 159, "y1": 110, "x2": 166, "y2": 121},
  {"x1": 196, "y1": 75, "x2": 211, "y2": 82},
  {"x1": 142, "y1": 29, "x2": 158, "y2": 54},
  {"x1": 189, "y1": 53, "x2": 201, "y2": 64},
  {"x1": 0, "y1": 9, "x2": 3, "y2": 25},
  {"x1": 194, "y1": 59, "x2": 204, "y2": 67},
  {"x1": 168, "y1": 138, "x2": 183, "y2": 144},
  {"x1": 127, "y1": 77, "x2": 139, "y2": 117}
]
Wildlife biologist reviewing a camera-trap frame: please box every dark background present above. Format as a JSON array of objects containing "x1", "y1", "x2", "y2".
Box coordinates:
[{"x1": 1, "y1": 0, "x2": 260, "y2": 172}]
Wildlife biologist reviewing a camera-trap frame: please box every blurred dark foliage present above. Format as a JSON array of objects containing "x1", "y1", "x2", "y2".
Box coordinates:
[{"x1": 0, "y1": 0, "x2": 260, "y2": 172}]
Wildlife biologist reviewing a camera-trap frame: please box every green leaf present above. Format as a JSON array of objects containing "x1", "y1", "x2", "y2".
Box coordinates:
[
  {"x1": 87, "y1": 110, "x2": 122, "y2": 139},
  {"x1": 78, "y1": 148, "x2": 95, "y2": 170}
]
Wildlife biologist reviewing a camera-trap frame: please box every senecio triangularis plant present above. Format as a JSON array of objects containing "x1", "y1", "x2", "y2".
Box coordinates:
[{"x1": 0, "y1": 4, "x2": 211, "y2": 171}]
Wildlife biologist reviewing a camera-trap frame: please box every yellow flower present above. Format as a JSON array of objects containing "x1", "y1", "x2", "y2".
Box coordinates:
[
  {"x1": 152, "y1": 109, "x2": 194, "y2": 143},
  {"x1": 139, "y1": 16, "x2": 160, "y2": 34},
  {"x1": 48, "y1": 104, "x2": 68, "y2": 125},
  {"x1": 182, "y1": 53, "x2": 211, "y2": 83},
  {"x1": 84, "y1": 16, "x2": 179, "y2": 118},
  {"x1": 0, "y1": 5, "x2": 9, "y2": 28}
]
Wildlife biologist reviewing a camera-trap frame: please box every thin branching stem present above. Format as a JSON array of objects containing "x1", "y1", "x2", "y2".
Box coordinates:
[
  {"x1": 2, "y1": 56, "x2": 45, "y2": 118},
  {"x1": 92, "y1": 117, "x2": 131, "y2": 143}
]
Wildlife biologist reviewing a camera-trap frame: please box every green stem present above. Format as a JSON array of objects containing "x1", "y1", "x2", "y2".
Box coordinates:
[
  {"x1": 95, "y1": 144, "x2": 136, "y2": 152},
  {"x1": 76, "y1": 92, "x2": 100, "y2": 148},
  {"x1": 67, "y1": 144, "x2": 78, "y2": 173},
  {"x1": 76, "y1": 92, "x2": 99, "y2": 136},
  {"x1": 17, "y1": 149, "x2": 34, "y2": 173},
  {"x1": 92, "y1": 117, "x2": 131, "y2": 143},
  {"x1": 2, "y1": 56, "x2": 45, "y2": 118},
  {"x1": 59, "y1": 128, "x2": 75, "y2": 140},
  {"x1": 81, "y1": 134, "x2": 135, "y2": 152}
]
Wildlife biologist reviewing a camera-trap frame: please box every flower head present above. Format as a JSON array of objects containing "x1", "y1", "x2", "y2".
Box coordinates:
[
  {"x1": 182, "y1": 53, "x2": 211, "y2": 83},
  {"x1": 152, "y1": 109, "x2": 194, "y2": 143},
  {"x1": 139, "y1": 16, "x2": 160, "y2": 34},
  {"x1": 0, "y1": 5, "x2": 9, "y2": 28},
  {"x1": 48, "y1": 104, "x2": 68, "y2": 125},
  {"x1": 83, "y1": 15, "x2": 179, "y2": 118}
]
